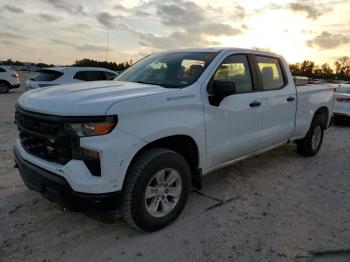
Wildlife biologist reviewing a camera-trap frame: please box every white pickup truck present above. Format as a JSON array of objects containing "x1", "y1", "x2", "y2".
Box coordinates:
[{"x1": 14, "y1": 48, "x2": 334, "y2": 231}]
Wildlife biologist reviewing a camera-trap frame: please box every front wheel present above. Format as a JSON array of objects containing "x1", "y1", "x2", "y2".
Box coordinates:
[
  {"x1": 121, "y1": 148, "x2": 191, "y2": 231},
  {"x1": 297, "y1": 117, "x2": 324, "y2": 156}
]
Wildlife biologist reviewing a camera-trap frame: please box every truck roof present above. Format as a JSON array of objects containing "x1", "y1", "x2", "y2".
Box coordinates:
[{"x1": 159, "y1": 47, "x2": 278, "y2": 56}]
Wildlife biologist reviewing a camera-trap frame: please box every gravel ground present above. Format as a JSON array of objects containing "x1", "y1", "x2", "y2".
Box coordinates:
[{"x1": 0, "y1": 73, "x2": 349, "y2": 262}]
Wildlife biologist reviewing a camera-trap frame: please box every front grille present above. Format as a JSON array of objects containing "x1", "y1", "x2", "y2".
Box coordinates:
[{"x1": 15, "y1": 107, "x2": 73, "y2": 164}]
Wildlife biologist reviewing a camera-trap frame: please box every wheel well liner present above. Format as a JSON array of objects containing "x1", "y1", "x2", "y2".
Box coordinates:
[
  {"x1": 125, "y1": 135, "x2": 202, "y2": 189},
  {"x1": 314, "y1": 106, "x2": 329, "y2": 129}
]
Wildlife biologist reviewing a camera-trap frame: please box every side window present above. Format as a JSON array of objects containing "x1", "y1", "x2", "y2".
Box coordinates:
[
  {"x1": 104, "y1": 71, "x2": 116, "y2": 80},
  {"x1": 256, "y1": 56, "x2": 285, "y2": 90},
  {"x1": 31, "y1": 70, "x2": 63, "y2": 81},
  {"x1": 0, "y1": 67, "x2": 6, "y2": 72},
  {"x1": 213, "y1": 55, "x2": 253, "y2": 94},
  {"x1": 73, "y1": 71, "x2": 86, "y2": 81},
  {"x1": 84, "y1": 71, "x2": 106, "y2": 81}
]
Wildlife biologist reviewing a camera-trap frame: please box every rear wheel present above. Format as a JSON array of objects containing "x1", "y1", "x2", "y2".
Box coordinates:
[
  {"x1": 121, "y1": 148, "x2": 191, "y2": 231},
  {"x1": 297, "y1": 116, "x2": 324, "y2": 156},
  {"x1": 0, "y1": 82, "x2": 9, "y2": 94}
]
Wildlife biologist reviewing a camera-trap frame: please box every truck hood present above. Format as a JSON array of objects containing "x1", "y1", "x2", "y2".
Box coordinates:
[{"x1": 18, "y1": 81, "x2": 174, "y2": 116}]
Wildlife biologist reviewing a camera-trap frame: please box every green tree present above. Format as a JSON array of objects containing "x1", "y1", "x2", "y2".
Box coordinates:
[
  {"x1": 73, "y1": 59, "x2": 132, "y2": 71},
  {"x1": 299, "y1": 60, "x2": 315, "y2": 77},
  {"x1": 320, "y1": 63, "x2": 333, "y2": 79},
  {"x1": 289, "y1": 63, "x2": 301, "y2": 76},
  {"x1": 335, "y1": 56, "x2": 350, "y2": 80}
]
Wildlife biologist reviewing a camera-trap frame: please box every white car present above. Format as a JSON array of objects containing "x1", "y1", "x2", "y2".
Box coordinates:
[
  {"x1": 0, "y1": 65, "x2": 20, "y2": 93},
  {"x1": 15, "y1": 48, "x2": 334, "y2": 231},
  {"x1": 333, "y1": 83, "x2": 350, "y2": 123},
  {"x1": 25, "y1": 67, "x2": 118, "y2": 89}
]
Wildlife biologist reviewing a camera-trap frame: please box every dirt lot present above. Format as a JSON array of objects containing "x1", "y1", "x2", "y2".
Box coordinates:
[{"x1": 1, "y1": 73, "x2": 350, "y2": 262}]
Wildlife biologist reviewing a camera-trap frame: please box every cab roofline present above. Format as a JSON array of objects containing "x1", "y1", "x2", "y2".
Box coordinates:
[{"x1": 152, "y1": 47, "x2": 279, "y2": 57}]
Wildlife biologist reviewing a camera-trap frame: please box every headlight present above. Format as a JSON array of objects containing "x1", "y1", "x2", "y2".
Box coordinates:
[{"x1": 64, "y1": 116, "x2": 117, "y2": 137}]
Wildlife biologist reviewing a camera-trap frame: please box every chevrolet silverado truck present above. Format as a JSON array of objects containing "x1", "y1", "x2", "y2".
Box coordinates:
[{"x1": 14, "y1": 48, "x2": 334, "y2": 231}]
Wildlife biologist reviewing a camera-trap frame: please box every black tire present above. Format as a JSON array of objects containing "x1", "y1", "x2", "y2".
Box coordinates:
[
  {"x1": 121, "y1": 148, "x2": 191, "y2": 232},
  {"x1": 0, "y1": 81, "x2": 9, "y2": 94},
  {"x1": 297, "y1": 116, "x2": 324, "y2": 156}
]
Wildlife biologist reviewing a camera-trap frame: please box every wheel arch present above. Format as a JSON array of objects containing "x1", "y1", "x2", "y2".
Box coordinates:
[
  {"x1": 313, "y1": 106, "x2": 329, "y2": 129},
  {"x1": 124, "y1": 135, "x2": 202, "y2": 190},
  {"x1": 0, "y1": 79, "x2": 10, "y2": 86}
]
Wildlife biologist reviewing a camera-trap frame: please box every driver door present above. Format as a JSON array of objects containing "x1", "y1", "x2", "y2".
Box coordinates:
[{"x1": 203, "y1": 54, "x2": 263, "y2": 169}]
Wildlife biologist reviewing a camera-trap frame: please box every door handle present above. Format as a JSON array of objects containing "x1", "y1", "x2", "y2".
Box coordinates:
[
  {"x1": 287, "y1": 96, "x2": 295, "y2": 102},
  {"x1": 249, "y1": 101, "x2": 261, "y2": 107}
]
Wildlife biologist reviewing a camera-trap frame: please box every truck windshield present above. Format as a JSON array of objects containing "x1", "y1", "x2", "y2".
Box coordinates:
[{"x1": 116, "y1": 52, "x2": 218, "y2": 88}]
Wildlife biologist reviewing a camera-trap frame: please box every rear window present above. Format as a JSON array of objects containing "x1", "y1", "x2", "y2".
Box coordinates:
[
  {"x1": 31, "y1": 70, "x2": 63, "y2": 82},
  {"x1": 256, "y1": 56, "x2": 285, "y2": 90}
]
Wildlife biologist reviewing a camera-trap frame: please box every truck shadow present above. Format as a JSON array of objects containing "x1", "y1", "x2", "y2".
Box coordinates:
[
  {"x1": 83, "y1": 143, "x2": 299, "y2": 225},
  {"x1": 83, "y1": 209, "x2": 125, "y2": 225},
  {"x1": 332, "y1": 122, "x2": 350, "y2": 127}
]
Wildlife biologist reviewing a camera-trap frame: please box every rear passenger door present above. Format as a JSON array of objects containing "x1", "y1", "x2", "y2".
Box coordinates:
[{"x1": 254, "y1": 55, "x2": 296, "y2": 150}]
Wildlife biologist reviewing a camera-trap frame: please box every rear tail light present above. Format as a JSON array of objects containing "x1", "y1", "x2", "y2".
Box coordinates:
[
  {"x1": 336, "y1": 98, "x2": 350, "y2": 103},
  {"x1": 12, "y1": 73, "x2": 19, "y2": 79}
]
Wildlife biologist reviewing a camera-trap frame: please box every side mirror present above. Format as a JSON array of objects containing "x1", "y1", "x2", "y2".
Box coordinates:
[
  {"x1": 208, "y1": 80, "x2": 236, "y2": 106},
  {"x1": 212, "y1": 80, "x2": 236, "y2": 96}
]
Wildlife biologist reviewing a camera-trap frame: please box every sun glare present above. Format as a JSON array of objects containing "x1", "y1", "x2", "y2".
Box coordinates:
[{"x1": 219, "y1": 9, "x2": 313, "y2": 63}]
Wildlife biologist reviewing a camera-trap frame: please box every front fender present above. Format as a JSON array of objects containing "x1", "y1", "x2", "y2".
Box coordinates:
[{"x1": 107, "y1": 86, "x2": 206, "y2": 169}]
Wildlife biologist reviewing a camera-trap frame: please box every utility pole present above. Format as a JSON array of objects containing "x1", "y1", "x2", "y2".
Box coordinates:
[{"x1": 106, "y1": 26, "x2": 109, "y2": 62}]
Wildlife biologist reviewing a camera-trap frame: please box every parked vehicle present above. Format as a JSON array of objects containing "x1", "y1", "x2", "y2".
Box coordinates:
[
  {"x1": 14, "y1": 48, "x2": 334, "y2": 231},
  {"x1": 314, "y1": 79, "x2": 325, "y2": 84},
  {"x1": 25, "y1": 67, "x2": 118, "y2": 89},
  {"x1": 306, "y1": 78, "x2": 325, "y2": 85},
  {"x1": 0, "y1": 65, "x2": 20, "y2": 93},
  {"x1": 333, "y1": 83, "x2": 350, "y2": 123}
]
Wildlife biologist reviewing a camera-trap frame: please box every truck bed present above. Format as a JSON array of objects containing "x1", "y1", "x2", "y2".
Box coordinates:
[{"x1": 291, "y1": 84, "x2": 335, "y2": 140}]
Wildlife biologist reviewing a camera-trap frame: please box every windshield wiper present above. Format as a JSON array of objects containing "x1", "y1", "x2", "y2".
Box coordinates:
[
  {"x1": 135, "y1": 80, "x2": 168, "y2": 88},
  {"x1": 136, "y1": 80, "x2": 158, "y2": 85}
]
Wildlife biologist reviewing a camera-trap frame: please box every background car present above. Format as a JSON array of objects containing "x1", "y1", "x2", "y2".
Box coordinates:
[
  {"x1": 0, "y1": 65, "x2": 20, "y2": 94},
  {"x1": 25, "y1": 67, "x2": 118, "y2": 90},
  {"x1": 333, "y1": 83, "x2": 350, "y2": 123}
]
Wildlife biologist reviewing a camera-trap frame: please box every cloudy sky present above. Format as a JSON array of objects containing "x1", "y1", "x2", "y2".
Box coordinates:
[{"x1": 0, "y1": 0, "x2": 349, "y2": 66}]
